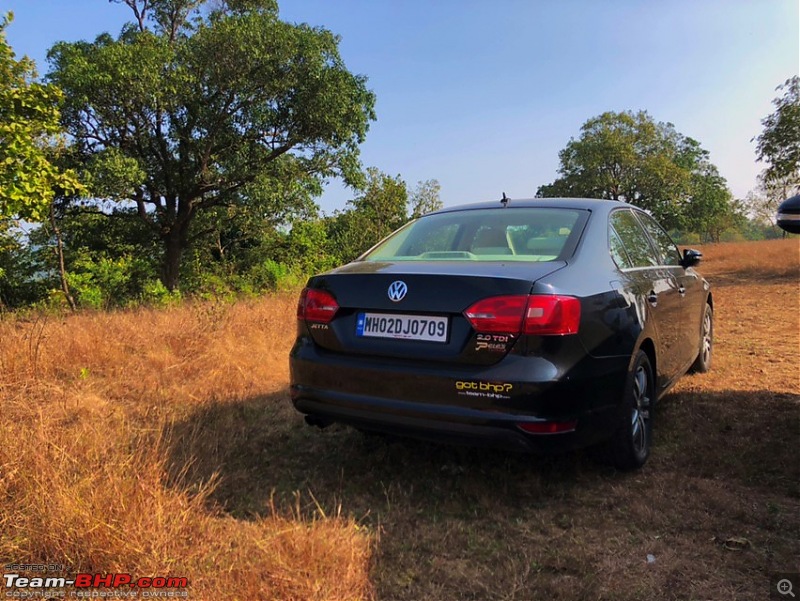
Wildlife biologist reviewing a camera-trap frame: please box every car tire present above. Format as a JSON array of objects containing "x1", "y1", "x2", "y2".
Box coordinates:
[
  {"x1": 689, "y1": 303, "x2": 713, "y2": 374},
  {"x1": 609, "y1": 350, "x2": 654, "y2": 471}
]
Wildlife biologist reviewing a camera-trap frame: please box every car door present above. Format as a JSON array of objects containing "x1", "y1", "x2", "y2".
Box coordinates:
[
  {"x1": 609, "y1": 209, "x2": 684, "y2": 388},
  {"x1": 634, "y1": 211, "x2": 703, "y2": 370}
]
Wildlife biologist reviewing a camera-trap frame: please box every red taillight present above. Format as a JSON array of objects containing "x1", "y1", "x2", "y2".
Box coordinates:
[
  {"x1": 523, "y1": 295, "x2": 581, "y2": 335},
  {"x1": 463, "y1": 294, "x2": 580, "y2": 336},
  {"x1": 297, "y1": 288, "x2": 339, "y2": 323},
  {"x1": 462, "y1": 295, "x2": 528, "y2": 333},
  {"x1": 517, "y1": 420, "x2": 577, "y2": 434}
]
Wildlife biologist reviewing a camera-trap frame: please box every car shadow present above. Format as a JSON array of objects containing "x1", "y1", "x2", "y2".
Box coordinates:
[
  {"x1": 654, "y1": 387, "x2": 800, "y2": 496},
  {"x1": 161, "y1": 386, "x2": 799, "y2": 600},
  {"x1": 163, "y1": 388, "x2": 612, "y2": 520},
  {"x1": 163, "y1": 387, "x2": 799, "y2": 521}
]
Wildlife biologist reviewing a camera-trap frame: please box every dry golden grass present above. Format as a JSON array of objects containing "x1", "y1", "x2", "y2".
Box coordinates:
[
  {"x1": 1, "y1": 238, "x2": 798, "y2": 601},
  {"x1": 686, "y1": 237, "x2": 799, "y2": 393},
  {"x1": 0, "y1": 296, "x2": 372, "y2": 601}
]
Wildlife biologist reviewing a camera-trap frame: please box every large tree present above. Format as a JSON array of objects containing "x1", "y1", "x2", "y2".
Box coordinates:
[
  {"x1": 743, "y1": 78, "x2": 800, "y2": 234},
  {"x1": 537, "y1": 110, "x2": 730, "y2": 231},
  {"x1": 0, "y1": 13, "x2": 82, "y2": 222},
  {"x1": 48, "y1": 0, "x2": 375, "y2": 290},
  {"x1": 755, "y1": 76, "x2": 800, "y2": 195}
]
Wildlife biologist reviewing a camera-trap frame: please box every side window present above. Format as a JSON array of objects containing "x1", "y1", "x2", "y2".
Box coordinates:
[
  {"x1": 635, "y1": 212, "x2": 682, "y2": 266},
  {"x1": 609, "y1": 225, "x2": 633, "y2": 269},
  {"x1": 609, "y1": 210, "x2": 659, "y2": 268}
]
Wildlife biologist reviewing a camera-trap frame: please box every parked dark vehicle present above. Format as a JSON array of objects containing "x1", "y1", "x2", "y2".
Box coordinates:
[
  {"x1": 777, "y1": 193, "x2": 800, "y2": 234},
  {"x1": 290, "y1": 198, "x2": 713, "y2": 469}
]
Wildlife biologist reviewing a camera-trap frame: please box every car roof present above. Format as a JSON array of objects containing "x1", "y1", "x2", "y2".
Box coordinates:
[{"x1": 429, "y1": 197, "x2": 641, "y2": 216}]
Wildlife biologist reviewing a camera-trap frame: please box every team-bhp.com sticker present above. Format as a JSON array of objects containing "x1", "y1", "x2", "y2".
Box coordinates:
[
  {"x1": 3, "y1": 572, "x2": 189, "y2": 598},
  {"x1": 455, "y1": 380, "x2": 514, "y2": 400}
]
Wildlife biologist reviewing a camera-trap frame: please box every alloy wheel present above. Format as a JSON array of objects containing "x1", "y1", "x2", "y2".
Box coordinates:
[
  {"x1": 631, "y1": 365, "x2": 650, "y2": 455},
  {"x1": 701, "y1": 309, "x2": 712, "y2": 366}
]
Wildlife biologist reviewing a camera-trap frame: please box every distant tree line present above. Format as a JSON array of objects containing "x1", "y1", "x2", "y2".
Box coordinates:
[
  {"x1": 536, "y1": 100, "x2": 799, "y2": 245},
  {"x1": 0, "y1": 1, "x2": 796, "y2": 310}
]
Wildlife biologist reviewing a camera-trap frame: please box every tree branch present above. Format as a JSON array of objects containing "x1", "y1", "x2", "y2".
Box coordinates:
[
  {"x1": 134, "y1": 190, "x2": 162, "y2": 233},
  {"x1": 117, "y1": 0, "x2": 149, "y2": 32}
]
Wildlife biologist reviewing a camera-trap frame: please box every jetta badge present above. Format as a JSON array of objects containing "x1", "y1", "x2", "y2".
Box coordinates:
[{"x1": 387, "y1": 280, "x2": 408, "y2": 302}]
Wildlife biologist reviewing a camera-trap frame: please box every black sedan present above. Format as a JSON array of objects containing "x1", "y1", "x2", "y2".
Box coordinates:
[{"x1": 290, "y1": 198, "x2": 713, "y2": 469}]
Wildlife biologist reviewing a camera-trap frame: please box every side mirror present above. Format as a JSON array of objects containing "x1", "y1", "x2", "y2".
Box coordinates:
[{"x1": 681, "y1": 248, "x2": 702, "y2": 268}]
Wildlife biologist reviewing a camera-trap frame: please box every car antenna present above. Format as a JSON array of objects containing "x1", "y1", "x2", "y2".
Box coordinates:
[{"x1": 500, "y1": 192, "x2": 510, "y2": 206}]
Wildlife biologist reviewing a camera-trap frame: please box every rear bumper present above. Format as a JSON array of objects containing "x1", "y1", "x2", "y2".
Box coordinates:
[
  {"x1": 293, "y1": 391, "x2": 617, "y2": 453},
  {"x1": 289, "y1": 342, "x2": 629, "y2": 453}
]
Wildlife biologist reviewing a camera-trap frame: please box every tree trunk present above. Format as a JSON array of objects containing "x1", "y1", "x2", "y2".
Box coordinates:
[
  {"x1": 161, "y1": 227, "x2": 186, "y2": 292},
  {"x1": 50, "y1": 204, "x2": 77, "y2": 311}
]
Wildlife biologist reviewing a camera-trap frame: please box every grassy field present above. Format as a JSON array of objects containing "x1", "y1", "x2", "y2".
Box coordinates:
[{"x1": 1, "y1": 238, "x2": 798, "y2": 600}]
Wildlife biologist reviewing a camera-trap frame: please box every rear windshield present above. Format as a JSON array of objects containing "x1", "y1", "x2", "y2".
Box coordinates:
[{"x1": 362, "y1": 207, "x2": 586, "y2": 262}]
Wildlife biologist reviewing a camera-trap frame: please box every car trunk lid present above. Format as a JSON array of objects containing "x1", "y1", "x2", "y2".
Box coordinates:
[{"x1": 301, "y1": 260, "x2": 566, "y2": 365}]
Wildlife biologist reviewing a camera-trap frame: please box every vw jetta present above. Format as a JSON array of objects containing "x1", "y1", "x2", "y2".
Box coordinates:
[{"x1": 290, "y1": 198, "x2": 713, "y2": 469}]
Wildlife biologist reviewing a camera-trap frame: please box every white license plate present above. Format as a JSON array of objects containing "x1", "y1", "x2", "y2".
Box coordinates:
[{"x1": 356, "y1": 312, "x2": 448, "y2": 342}]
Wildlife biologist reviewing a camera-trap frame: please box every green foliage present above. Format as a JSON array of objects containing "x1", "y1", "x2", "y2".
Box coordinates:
[
  {"x1": 285, "y1": 219, "x2": 339, "y2": 274},
  {"x1": 755, "y1": 76, "x2": 800, "y2": 191},
  {"x1": 328, "y1": 167, "x2": 408, "y2": 263},
  {"x1": 682, "y1": 170, "x2": 744, "y2": 243},
  {"x1": 64, "y1": 253, "x2": 153, "y2": 309},
  {"x1": 246, "y1": 259, "x2": 304, "y2": 291},
  {"x1": 246, "y1": 259, "x2": 288, "y2": 292},
  {"x1": 409, "y1": 179, "x2": 443, "y2": 219},
  {"x1": 671, "y1": 212, "x2": 786, "y2": 244},
  {"x1": 669, "y1": 230, "x2": 701, "y2": 245},
  {"x1": 141, "y1": 278, "x2": 182, "y2": 307},
  {"x1": 737, "y1": 218, "x2": 787, "y2": 241},
  {"x1": 742, "y1": 171, "x2": 800, "y2": 240},
  {"x1": 63, "y1": 270, "x2": 102, "y2": 309},
  {"x1": 0, "y1": 14, "x2": 83, "y2": 221},
  {"x1": 0, "y1": 221, "x2": 47, "y2": 307},
  {"x1": 48, "y1": 0, "x2": 376, "y2": 290},
  {"x1": 55, "y1": 207, "x2": 160, "y2": 261},
  {"x1": 748, "y1": 77, "x2": 800, "y2": 235},
  {"x1": 186, "y1": 258, "x2": 301, "y2": 301},
  {"x1": 24, "y1": 205, "x2": 160, "y2": 305},
  {"x1": 537, "y1": 111, "x2": 733, "y2": 232},
  {"x1": 85, "y1": 148, "x2": 146, "y2": 202}
]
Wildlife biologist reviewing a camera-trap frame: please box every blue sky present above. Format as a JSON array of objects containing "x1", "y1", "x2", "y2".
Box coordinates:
[{"x1": 4, "y1": 0, "x2": 799, "y2": 214}]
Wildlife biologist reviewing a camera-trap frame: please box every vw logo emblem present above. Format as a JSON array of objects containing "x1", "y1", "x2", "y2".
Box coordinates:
[{"x1": 387, "y1": 280, "x2": 408, "y2": 302}]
